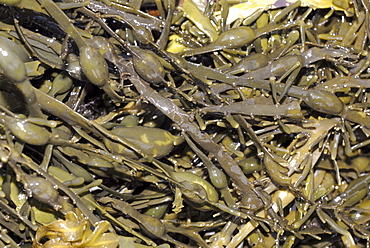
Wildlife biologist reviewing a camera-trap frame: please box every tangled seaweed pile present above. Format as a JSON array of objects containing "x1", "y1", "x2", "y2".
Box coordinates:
[{"x1": 0, "y1": 0, "x2": 370, "y2": 247}]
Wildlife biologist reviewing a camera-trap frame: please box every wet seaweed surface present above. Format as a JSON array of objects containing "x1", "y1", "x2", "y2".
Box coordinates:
[{"x1": 0, "y1": 0, "x2": 370, "y2": 247}]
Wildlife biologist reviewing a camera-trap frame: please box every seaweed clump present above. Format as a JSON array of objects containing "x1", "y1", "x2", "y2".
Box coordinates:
[{"x1": 0, "y1": 0, "x2": 369, "y2": 247}]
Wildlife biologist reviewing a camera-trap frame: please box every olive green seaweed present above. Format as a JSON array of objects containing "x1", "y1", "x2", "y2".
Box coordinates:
[{"x1": 0, "y1": 0, "x2": 370, "y2": 247}]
